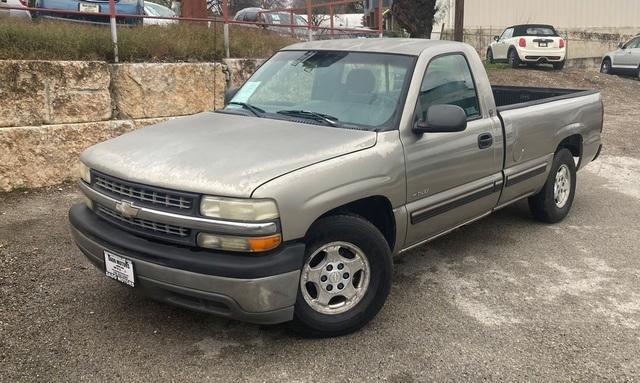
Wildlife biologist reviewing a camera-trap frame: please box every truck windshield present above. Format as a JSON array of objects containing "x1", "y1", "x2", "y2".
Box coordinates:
[{"x1": 223, "y1": 50, "x2": 415, "y2": 130}]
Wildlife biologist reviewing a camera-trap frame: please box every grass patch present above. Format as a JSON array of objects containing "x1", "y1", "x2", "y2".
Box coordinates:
[
  {"x1": 0, "y1": 19, "x2": 297, "y2": 62},
  {"x1": 484, "y1": 62, "x2": 511, "y2": 70}
]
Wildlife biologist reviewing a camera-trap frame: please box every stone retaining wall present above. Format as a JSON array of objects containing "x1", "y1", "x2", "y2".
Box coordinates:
[{"x1": 0, "y1": 59, "x2": 239, "y2": 192}]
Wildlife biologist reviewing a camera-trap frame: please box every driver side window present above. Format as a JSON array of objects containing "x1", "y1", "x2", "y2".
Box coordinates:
[
  {"x1": 417, "y1": 54, "x2": 481, "y2": 121},
  {"x1": 500, "y1": 28, "x2": 514, "y2": 40},
  {"x1": 625, "y1": 37, "x2": 640, "y2": 49}
]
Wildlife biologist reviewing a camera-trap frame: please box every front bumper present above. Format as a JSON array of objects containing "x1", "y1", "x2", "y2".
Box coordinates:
[{"x1": 69, "y1": 204, "x2": 305, "y2": 324}]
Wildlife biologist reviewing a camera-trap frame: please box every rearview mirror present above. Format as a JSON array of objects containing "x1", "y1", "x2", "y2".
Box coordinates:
[
  {"x1": 493, "y1": 35, "x2": 500, "y2": 42},
  {"x1": 224, "y1": 87, "x2": 239, "y2": 106},
  {"x1": 414, "y1": 105, "x2": 467, "y2": 134}
]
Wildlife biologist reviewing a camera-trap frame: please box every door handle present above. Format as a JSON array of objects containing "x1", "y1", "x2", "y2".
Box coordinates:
[{"x1": 478, "y1": 133, "x2": 493, "y2": 149}]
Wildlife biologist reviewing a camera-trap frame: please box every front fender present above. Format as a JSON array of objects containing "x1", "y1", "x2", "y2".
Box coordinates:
[{"x1": 251, "y1": 131, "x2": 406, "y2": 242}]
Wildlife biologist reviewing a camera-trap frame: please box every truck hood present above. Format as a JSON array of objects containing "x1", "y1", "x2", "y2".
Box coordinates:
[{"x1": 81, "y1": 112, "x2": 377, "y2": 197}]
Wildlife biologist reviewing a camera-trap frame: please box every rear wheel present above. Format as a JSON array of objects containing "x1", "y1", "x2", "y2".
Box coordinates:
[
  {"x1": 601, "y1": 58, "x2": 612, "y2": 74},
  {"x1": 508, "y1": 49, "x2": 521, "y2": 68},
  {"x1": 487, "y1": 49, "x2": 495, "y2": 64},
  {"x1": 553, "y1": 61, "x2": 565, "y2": 70},
  {"x1": 292, "y1": 215, "x2": 393, "y2": 338},
  {"x1": 528, "y1": 149, "x2": 577, "y2": 223}
]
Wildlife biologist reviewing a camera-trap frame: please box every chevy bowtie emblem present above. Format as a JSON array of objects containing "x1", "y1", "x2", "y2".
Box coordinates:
[{"x1": 115, "y1": 200, "x2": 140, "y2": 218}]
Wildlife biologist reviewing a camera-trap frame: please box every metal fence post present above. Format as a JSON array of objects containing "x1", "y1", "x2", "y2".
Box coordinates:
[
  {"x1": 306, "y1": 0, "x2": 312, "y2": 41},
  {"x1": 329, "y1": 4, "x2": 334, "y2": 39},
  {"x1": 108, "y1": 0, "x2": 119, "y2": 63},
  {"x1": 223, "y1": 0, "x2": 230, "y2": 58},
  {"x1": 377, "y1": 0, "x2": 382, "y2": 37}
]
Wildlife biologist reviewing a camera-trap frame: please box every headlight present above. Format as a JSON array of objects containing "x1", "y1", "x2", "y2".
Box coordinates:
[
  {"x1": 197, "y1": 233, "x2": 282, "y2": 252},
  {"x1": 200, "y1": 196, "x2": 279, "y2": 221},
  {"x1": 77, "y1": 162, "x2": 91, "y2": 184}
]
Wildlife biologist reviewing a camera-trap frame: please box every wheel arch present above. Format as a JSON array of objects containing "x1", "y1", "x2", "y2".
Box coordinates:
[
  {"x1": 306, "y1": 195, "x2": 397, "y2": 252},
  {"x1": 556, "y1": 133, "x2": 583, "y2": 168}
]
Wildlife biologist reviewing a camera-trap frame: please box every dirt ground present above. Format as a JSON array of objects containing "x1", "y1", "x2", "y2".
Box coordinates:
[{"x1": 1, "y1": 68, "x2": 640, "y2": 382}]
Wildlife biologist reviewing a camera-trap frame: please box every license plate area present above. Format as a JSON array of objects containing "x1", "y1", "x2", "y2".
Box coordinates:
[
  {"x1": 79, "y1": 3, "x2": 100, "y2": 13},
  {"x1": 104, "y1": 250, "x2": 135, "y2": 287},
  {"x1": 538, "y1": 42, "x2": 548, "y2": 47}
]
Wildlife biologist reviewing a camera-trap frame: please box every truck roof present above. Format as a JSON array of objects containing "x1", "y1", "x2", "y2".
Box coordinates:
[{"x1": 281, "y1": 38, "x2": 467, "y2": 56}]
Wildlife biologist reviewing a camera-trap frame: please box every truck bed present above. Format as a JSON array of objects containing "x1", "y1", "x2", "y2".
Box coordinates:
[{"x1": 492, "y1": 85, "x2": 598, "y2": 111}]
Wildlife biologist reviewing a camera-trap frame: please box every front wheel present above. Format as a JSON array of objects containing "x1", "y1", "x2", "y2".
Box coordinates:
[
  {"x1": 292, "y1": 214, "x2": 393, "y2": 337},
  {"x1": 528, "y1": 148, "x2": 577, "y2": 223},
  {"x1": 601, "y1": 58, "x2": 612, "y2": 74}
]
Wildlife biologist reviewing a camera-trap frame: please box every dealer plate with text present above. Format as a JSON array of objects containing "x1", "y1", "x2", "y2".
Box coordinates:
[
  {"x1": 104, "y1": 250, "x2": 135, "y2": 287},
  {"x1": 79, "y1": 3, "x2": 100, "y2": 13}
]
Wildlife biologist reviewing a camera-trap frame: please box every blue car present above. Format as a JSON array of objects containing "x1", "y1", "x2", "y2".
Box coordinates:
[{"x1": 35, "y1": 0, "x2": 143, "y2": 24}]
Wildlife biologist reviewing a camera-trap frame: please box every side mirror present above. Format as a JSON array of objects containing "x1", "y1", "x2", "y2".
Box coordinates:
[
  {"x1": 493, "y1": 35, "x2": 500, "y2": 42},
  {"x1": 618, "y1": 42, "x2": 625, "y2": 49},
  {"x1": 414, "y1": 104, "x2": 467, "y2": 134},
  {"x1": 224, "y1": 87, "x2": 239, "y2": 106}
]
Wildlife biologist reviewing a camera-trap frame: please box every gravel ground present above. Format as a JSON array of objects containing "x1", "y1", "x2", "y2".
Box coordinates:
[{"x1": 1, "y1": 68, "x2": 640, "y2": 382}]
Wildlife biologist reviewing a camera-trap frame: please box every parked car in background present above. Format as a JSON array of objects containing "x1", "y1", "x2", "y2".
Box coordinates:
[
  {"x1": 487, "y1": 24, "x2": 566, "y2": 70},
  {"x1": 35, "y1": 0, "x2": 143, "y2": 24},
  {"x1": 0, "y1": 0, "x2": 31, "y2": 20},
  {"x1": 600, "y1": 35, "x2": 640, "y2": 77},
  {"x1": 234, "y1": 7, "x2": 307, "y2": 36},
  {"x1": 143, "y1": 1, "x2": 176, "y2": 25}
]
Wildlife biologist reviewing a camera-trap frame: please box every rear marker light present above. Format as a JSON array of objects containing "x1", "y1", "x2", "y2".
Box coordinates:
[{"x1": 519, "y1": 38, "x2": 526, "y2": 48}]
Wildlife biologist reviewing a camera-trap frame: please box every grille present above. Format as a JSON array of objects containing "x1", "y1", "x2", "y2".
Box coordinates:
[
  {"x1": 94, "y1": 173, "x2": 193, "y2": 211},
  {"x1": 97, "y1": 205, "x2": 190, "y2": 238}
]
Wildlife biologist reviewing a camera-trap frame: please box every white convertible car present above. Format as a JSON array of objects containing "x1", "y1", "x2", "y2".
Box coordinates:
[{"x1": 487, "y1": 24, "x2": 566, "y2": 70}]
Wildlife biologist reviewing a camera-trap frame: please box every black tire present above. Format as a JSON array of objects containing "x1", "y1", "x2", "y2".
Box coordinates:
[
  {"x1": 291, "y1": 214, "x2": 393, "y2": 338},
  {"x1": 553, "y1": 61, "x2": 565, "y2": 70},
  {"x1": 508, "y1": 48, "x2": 521, "y2": 68},
  {"x1": 528, "y1": 148, "x2": 577, "y2": 223},
  {"x1": 601, "y1": 58, "x2": 611, "y2": 74},
  {"x1": 487, "y1": 49, "x2": 495, "y2": 64}
]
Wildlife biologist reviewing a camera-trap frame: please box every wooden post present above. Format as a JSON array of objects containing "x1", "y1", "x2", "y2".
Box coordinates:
[{"x1": 453, "y1": 0, "x2": 464, "y2": 42}]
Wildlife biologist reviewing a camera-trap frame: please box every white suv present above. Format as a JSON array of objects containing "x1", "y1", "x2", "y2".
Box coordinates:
[{"x1": 487, "y1": 24, "x2": 566, "y2": 70}]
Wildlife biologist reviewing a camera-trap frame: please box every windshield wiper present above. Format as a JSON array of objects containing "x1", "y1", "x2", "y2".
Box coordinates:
[
  {"x1": 276, "y1": 110, "x2": 340, "y2": 127},
  {"x1": 227, "y1": 101, "x2": 265, "y2": 117}
]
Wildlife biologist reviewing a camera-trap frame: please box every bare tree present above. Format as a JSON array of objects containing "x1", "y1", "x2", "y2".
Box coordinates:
[{"x1": 391, "y1": 0, "x2": 438, "y2": 38}]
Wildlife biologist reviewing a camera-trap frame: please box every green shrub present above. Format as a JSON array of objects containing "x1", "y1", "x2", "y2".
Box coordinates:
[{"x1": 0, "y1": 19, "x2": 297, "y2": 62}]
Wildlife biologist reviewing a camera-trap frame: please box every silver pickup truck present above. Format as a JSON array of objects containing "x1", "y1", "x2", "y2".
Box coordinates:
[{"x1": 69, "y1": 39, "x2": 603, "y2": 337}]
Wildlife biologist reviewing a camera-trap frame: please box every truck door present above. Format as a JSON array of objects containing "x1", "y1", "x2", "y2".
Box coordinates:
[{"x1": 401, "y1": 53, "x2": 504, "y2": 247}]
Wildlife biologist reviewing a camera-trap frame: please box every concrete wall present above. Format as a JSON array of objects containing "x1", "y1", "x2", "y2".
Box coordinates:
[{"x1": 0, "y1": 60, "x2": 228, "y2": 191}]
